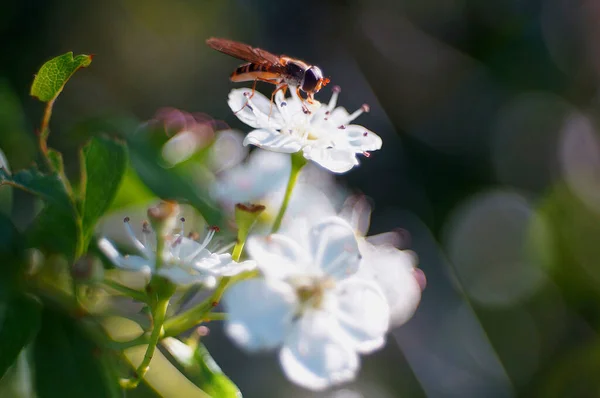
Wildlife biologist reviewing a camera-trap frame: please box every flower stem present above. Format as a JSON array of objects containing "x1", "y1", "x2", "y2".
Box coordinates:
[
  {"x1": 121, "y1": 297, "x2": 170, "y2": 389},
  {"x1": 102, "y1": 279, "x2": 148, "y2": 303},
  {"x1": 163, "y1": 277, "x2": 231, "y2": 337},
  {"x1": 231, "y1": 241, "x2": 245, "y2": 263},
  {"x1": 271, "y1": 152, "x2": 307, "y2": 234}
]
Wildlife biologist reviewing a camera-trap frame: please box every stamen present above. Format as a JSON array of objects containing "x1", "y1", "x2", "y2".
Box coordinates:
[
  {"x1": 363, "y1": 151, "x2": 371, "y2": 158},
  {"x1": 180, "y1": 217, "x2": 186, "y2": 235},
  {"x1": 142, "y1": 221, "x2": 150, "y2": 246},
  {"x1": 124, "y1": 220, "x2": 153, "y2": 259},
  {"x1": 183, "y1": 228, "x2": 216, "y2": 262},
  {"x1": 326, "y1": 86, "x2": 341, "y2": 112},
  {"x1": 345, "y1": 105, "x2": 368, "y2": 124}
]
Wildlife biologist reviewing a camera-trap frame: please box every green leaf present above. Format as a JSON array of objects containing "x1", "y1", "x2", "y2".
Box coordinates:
[
  {"x1": 33, "y1": 308, "x2": 120, "y2": 398},
  {"x1": 30, "y1": 52, "x2": 93, "y2": 103},
  {"x1": 0, "y1": 167, "x2": 81, "y2": 260},
  {"x1": 161, "y1": 337, "x2": 241, "y2": 398},
  {"x1": 80, "y1": 136, "x2": 127, "y2": 247},
  {"x1": 128, "y1": 134, "x2": 223, "y2": 226},
  {"x1": 0, "y1": 168, "x2": 73, "y2": 213},
  {"x1": 109, "y1": 166, "x2": 156, "y2": 211},
  {"x1": 0, "y1": 295, "x2": 41, "y2": 380},
  {"x1": 0, "y1": 213, "x2": 25, "y2": 299}
]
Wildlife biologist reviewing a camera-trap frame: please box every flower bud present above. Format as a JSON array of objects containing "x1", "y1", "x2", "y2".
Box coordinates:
[
  {"x1": 71, "y1": 255, "x2": 104, "y2": 283},
  {"x1": 147, "y1": 201, "x2": 180, "y2": 237}
]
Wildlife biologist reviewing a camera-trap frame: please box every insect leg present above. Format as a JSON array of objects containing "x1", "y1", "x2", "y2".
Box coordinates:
[
  {"x1": 296, "y1": 87, "x2": 310, "y2": 114},
  {"x1": 269, "y1": 84, "x2": 288, "y2": 117},
  {"x1": 234, "y1": 78, "x2": 259, "y2": 114}
]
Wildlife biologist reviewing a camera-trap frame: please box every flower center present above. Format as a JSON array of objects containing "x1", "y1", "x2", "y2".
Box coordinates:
[{"x1": 291, "y1": 275, "x2": 335, "y2": 310}]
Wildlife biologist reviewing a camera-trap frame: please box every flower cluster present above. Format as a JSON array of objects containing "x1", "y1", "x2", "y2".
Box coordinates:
[
  {"x1": 98, "y1": 202, "x2": 256, "y2": 288},
  {"x1": 96, "y1": 85, "x2": 423, "y2": 392}
]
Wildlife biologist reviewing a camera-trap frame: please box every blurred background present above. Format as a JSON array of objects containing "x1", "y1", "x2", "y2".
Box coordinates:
[{"x1": 2, "y1": 0, "x2": 600, "y2": 397}]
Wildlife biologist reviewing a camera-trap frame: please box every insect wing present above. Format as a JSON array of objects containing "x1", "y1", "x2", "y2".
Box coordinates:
[{"x1": 206, "y1": 37, "x2": 281, "y2": 66}]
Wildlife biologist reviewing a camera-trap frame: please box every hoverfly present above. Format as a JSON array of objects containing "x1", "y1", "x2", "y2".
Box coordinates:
[{"x1": 206, "y1": 37, "x2": 330, "y2": 110}]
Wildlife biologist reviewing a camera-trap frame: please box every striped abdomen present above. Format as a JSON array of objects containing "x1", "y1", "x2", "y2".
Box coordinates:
[{"x1": 230, "y1": 63, "x2": 281, "y2": 83}]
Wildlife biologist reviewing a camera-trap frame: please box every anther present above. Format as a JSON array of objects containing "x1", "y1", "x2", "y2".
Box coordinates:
[
  {"x1": 180, "y1": 217, "x2": 186, "y2": 222},
  {"x1": 142, "y1": 221, "x2": 150, "y2": 233},
  {"x1": 209, "y1": 225, "x2": 220, "y2": 233},
  {"x1": 363, "y1": 151, "x2": 371, "y2": 158},
  {"x1": 332, "y1": 85, "x2": 341, "y2": 93},
  {"x1": 338, "y1": 125, "x2": 346, "y2": 129},
  {"x1": 123, "y1": 217, "x2": 130, "y2": 223},
  {"x1": 280, "y1": 101, "x2": 287, "y2": 107},
  {"x1": 361, "y1": 104, "x2": 370, "y2": 113},
  {"x1": 363, "y1": 131, "x2": 368, "y2": 136},
  {"x1": 325, "y1": 111, "x2": 330, "y2": 115}
]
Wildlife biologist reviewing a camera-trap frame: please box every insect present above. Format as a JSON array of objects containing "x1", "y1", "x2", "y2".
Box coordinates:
[{"x1": 206, "y1": 37, "x2": 330, "y2": 111}]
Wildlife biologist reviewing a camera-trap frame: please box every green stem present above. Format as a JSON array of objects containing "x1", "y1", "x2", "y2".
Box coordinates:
[
  {"x1": 38, "y1": 100, "x2": 55, "y2": 172},
  {"x1": 271, "y1": 152, "x2": 307, "y2": 234},
  {"x1": 231, "y1": 239, "x2": 245, "y2": 262},
  {"x1": 121, "y1": 297, "x2": 170, "y2": 389},
  {"x1": 163, "y1": 278, "x2": 230, "y2": 337},
  {"x1": 102, "y1": 279, "x2": 148, "y2": 303}
]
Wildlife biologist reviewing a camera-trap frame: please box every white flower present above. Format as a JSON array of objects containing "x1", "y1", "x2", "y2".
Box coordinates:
[
  {"x1": 210, "y1": 149, "x2": 341, "y2": 229},
  {"x1": 223, "y1": 217, "x2": 390, "y2": 390},
  {"x1": 340, "y1": 196, "x2": 425, "y2": 327},
  {"x1": 228, "y1": 87, "x2": 382, "y2": 173},
  {"x1": 98, "y1": 218, "x2": 256, "y2": 288}
]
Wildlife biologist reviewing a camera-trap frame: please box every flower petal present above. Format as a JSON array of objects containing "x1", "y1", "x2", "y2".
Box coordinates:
[
  {"x1": 279, "y1": 310, "x2": 359, "y2": 391},
  {"x1": 343, "y1": 125, "x2": 382, "y2": 152},
  {"x1": 332, "y1": 277, "x2": 389, "y2": 353},
  {"x1": 308, "y1": 217, "x2": 360, "y2": 279},
  {"x1": 228, "y1": 89, "x2": 284, "y2": 130},
  {"x1": 357, "y1": 240, "x2": 422, "y2": 326},
  {"x1": 243, "y1": 129, "x2": 303, "y2": 153},
  {"x1": 302, "y1": 146, "x2": 359, "y2": 173},
  {"x1": 224, "y1": 278, "x2": 296, "y2": 351},
  {"x1": 195, "y1": 252, "x2": 257, "y2": 276},
  {"x1": 246, "y1": 234, "x2": 311, "y2": 279},
  {"x1": 157, "y1": 266, "x2": 210, "y2": 287}
]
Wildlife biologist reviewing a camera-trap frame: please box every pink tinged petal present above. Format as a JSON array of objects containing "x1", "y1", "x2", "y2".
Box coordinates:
[
  {"x1": 246, "y1": 234, "x2": 312, "y2": 279},
  {"x1": 333, "y1": 277, "x2": 390, "y2": 353},
  {"x1": 343, "y1": 126, "x2": 382, "y2": 152},
  {"x1": 302, "y1": 146, "x2": 359, "y2": 174},
  {"x1": 279, "y1": 311, "x2": 359, "y2": 391},
  {"x1": 243, "y1": 129, "x2": 303, "y2": 153},
  {"x1": 224, "y1": 278, "x2": 296, "y2": 351},
  {"x1": 358, "y1": 242, "x2": 422, "y2": 327},
  {"x1": 309, "y1": 217, "x2": 361, "y2": 280}
]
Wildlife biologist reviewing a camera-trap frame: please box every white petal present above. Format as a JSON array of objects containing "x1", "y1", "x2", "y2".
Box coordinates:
[
  {"x1": 224, "y1": 278, "x2": 296, "y2": 351},
  {"x1": 228, "y1": 89, "x2": 284, "y2": 130},
  {"x1": 302, "y1": 146, "x2": 359, "y2": 173},
  {"x1": 357, "y1": 240, "x2": 422, "y2": 326},
  {"x1": 280, "y1": 310, "x2": 359, "y2": 391},
  {"x1": 333, "y1": 277, "x2": 389, "y2": 353},
  {"x1": 157, "y1": 266, "x2": 206, "y2": 286},
  {"x1": 246, "y1": 234, "x2": 311, "y2": 279},
  {"x1": 309, "y1": 217, "x2": 360, "y2": 280},
  {"x1": 195, "y1": 252, "x2": 257, "y2": 276},
  {"x1": 343, "y1": 126, "x2": 382, "y2": 152},
  {"x1": 243, "y1": 129, "x2": 303, "y2": 153},
  {"x1": 339, "y1": 195, "x2": 373, "y2": 237}
]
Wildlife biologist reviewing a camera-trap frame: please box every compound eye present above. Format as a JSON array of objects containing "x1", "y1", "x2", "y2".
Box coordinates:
[{"x1": 301, "y1": 67, "x2": 322, "y2": 93}]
